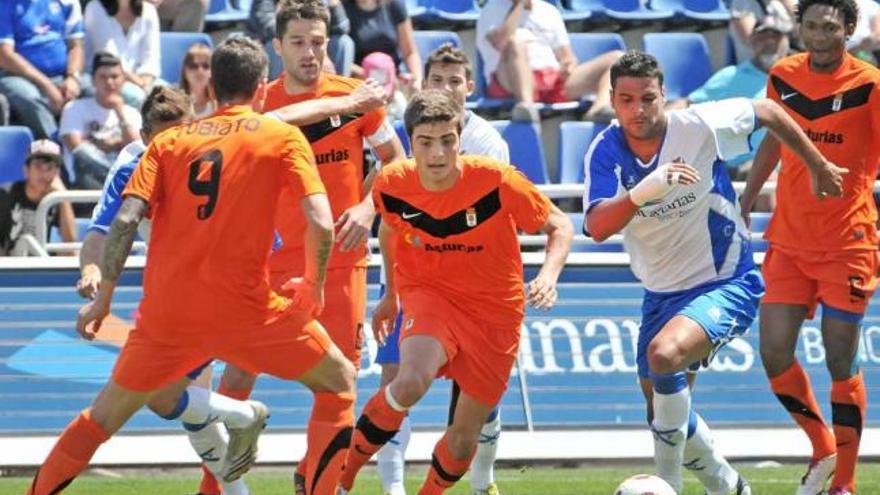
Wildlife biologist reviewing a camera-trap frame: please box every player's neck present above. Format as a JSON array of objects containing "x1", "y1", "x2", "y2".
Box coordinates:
[
  {"x1": 283, "y1": 72, "x2": 319, "y2": 95},
  {"x1": 624, "y1": 117, "x2": 667, "y2": 163},
  {"x1": 418, "y1": 163, "x2": 462, "y2": 192},
  {"x1": 808, "y1": 53, "x2": 845, "y2": 74}
]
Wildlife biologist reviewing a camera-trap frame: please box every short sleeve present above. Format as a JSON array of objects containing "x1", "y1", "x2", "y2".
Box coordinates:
[
  {"x1": 501, "y1": 167, "x2": 551, "y2": 234},
  {"x1": 137, "y1": 4, "x2": 161, "y2": 77},
  {"x1": 89, "y1": 158, "x2": 137, "y2": 233},
  {"x1": 388, "y1": 0, "x2": 407, "y2": 25},
  {"x1": 545, "y1": 6, "x2": 570, "y2": 49},
  {"x1": 582, "y1": 135, "x2": 620, "y2": 215},
  {"x1": 281, "y1": 127, "x2": 325, "y2": 199},
  {"x1": 691, "y1": 97, "x2": 756, "y2": 160},
  {"x1": 123, "y1": 141, "x2": 162, "y2": 207},
  {"x1": 63, "y1": 0, "x2": 84, "y2": 39},
  {"x1": 59, "y1": 101, "x2": 83, "y2": 137},
  {"x1": 125, "y1": 105, "x2": 143, "y2": 131},
  {"x1": 0, "y1": 0, "x2": 14, "y2": 45},
  {"x1": 362, "y1": 104, "x2": 388, "y2": 137}
]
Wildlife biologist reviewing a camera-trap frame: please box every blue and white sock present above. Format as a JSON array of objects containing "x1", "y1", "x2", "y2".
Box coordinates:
[
  {"x1": 471, "y1": 407, "x2": 501, "y2": 491},
  {"x1": 166, "y1": 386, "x2": 255, "y2": 429},
  {"x1": 684, "y1": 410, "x2": 739, "y2": 495},
  {"x1": 651, "y1": 372, "x2": 690, "y2": 493},
  {"x1": 183, "y1": 420, "x2": 250, "y2": 495}
]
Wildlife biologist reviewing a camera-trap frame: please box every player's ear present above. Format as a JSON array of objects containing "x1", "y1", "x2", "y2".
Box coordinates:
[
  {"x1": 466, "y1": 79, "x2": 475, "y2": 97},
  {"x1": 251, "y1": 78, "x2": 268, "y2": 112}
]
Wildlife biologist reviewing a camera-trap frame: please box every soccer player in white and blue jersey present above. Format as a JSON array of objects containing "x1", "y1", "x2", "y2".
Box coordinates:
[{"x1": 583, "y1": 51, "x2": 840, "y2": 495}]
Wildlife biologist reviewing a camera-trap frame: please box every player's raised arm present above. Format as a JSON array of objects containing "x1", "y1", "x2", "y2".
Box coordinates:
[
  {"x1": 751, "y1": 98, "x2": 848, "y2": 199},
  {"x1": 267, "y1": 78, "x2": 387, "y2": 126},
  {"x1": 528, "y1": 203, "x2": 573, "y2": 310},
  {"x1": 740, "y1": 132, "x2": 781, "y2": 223},
  {"x1": 77, "y1": 196, "x2": 147, "y2": 340}
]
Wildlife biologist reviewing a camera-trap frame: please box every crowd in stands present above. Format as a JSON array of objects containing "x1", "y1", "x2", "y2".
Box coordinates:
[{"x1": 1, "y1": 0, "x2": 880, "y2": 256}]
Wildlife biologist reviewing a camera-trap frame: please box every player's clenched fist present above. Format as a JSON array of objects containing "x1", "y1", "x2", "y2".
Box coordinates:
[
  {"x1": 280, "y1": 277, "x2": 325, "y2": 317},
  {"x1": 527, "y1": 274, "x2": 558, "y2": 311},
  {"x1": 628, "y1": 162, "x2": 701, "y2": 207},
  {"x1": 77, "y1": 296, "x2": 110, "y2": 341},
  {"x1": 811, "y1": 160, "x2": 848, "y2": 200},
  {"x1": 371, "y1": 293, "x2": 400, "y2": 346}
]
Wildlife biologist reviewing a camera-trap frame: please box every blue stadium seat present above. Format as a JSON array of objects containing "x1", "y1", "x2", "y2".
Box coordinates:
[
  {"x1": 427, "y1": 0, "x2": 480, "y2": 23},
  {"x1": 204, "y1": 0, "x2": 248, "y2": 25},
  {"x1": 544, "y1": 0, "x2": 592, "y2": 22},
  {"x1": 491, "y1": 120, "x2": 549, "y2": 184},
  {"x1": 0, "y1": 126, "x2": 33, "y2": 184},
  {"x1": 597, "y1": 0, "x2": 675, "y2": 22},
  {"x1": 749, "y1": 212, "x2": 771, "y2": 252},
  {"x1": 393, "y1": 120, "x2": 411, "y2": 157},
  {"x1": 160, "y1": 32, "x2": 214, "y2": 85},
  {"x1": 558, "y1": 121, "x2": 607, "y2": 184},
  {"x1": 643, "y1": 33, "x2": 713, "y2": 100},
  {"x1": 470, "y1": 52, "x2": 516, "y2": 111},
  {"x1": 49, "y1": 218, "x2": 92, "y2": 243},
  {"x1": 682, "y1": 0, "x2": 731, "y2": 22},
  {"x1": 568, "y1": 33, "x2": 626, "y2": 64},
  {"x1": 412, "y1": 31, "x2": 463, "y2": 64}
]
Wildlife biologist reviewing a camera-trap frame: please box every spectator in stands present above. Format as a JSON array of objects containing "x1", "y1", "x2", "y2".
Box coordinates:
[
  {"x1": 0, "y1": 140, "x2": 76, "y2": 256},
  {"x1": 84, "y1": 0, "x2": 162, "y2": 109},
  {"x1": 849, "y1": 0, "x2": 880, "y2": 60},
  {"x1": 148, "y1": 0, "x2": 207, "y2": 32},
  {"x1": 179, "y1": 43, "x2": 216, "y2": 117},
  {"x1": 60, "y1": 52, "x2": 142, "y2": 190},
  {"x1": 730, "y1": 0, "x2": 796, "y2": 62},
  {"x1": 249, "y1": 0, "x2": 355, "y2": 76},
  {"x1": 0, "y1": 0, "x2": 85, "y2": 140},
  {"x1": 362, "y1": 51, "x2": 407, "y2": 120},
  {"x1": 344, "y1": 0, "x2": 422, "y2": 93},
  {"x1": 476, "y1": 0, "x2": 621, "y2": 122},
  {"x1": 669, "y1": 14, "x2": 791, "y2": 181}
]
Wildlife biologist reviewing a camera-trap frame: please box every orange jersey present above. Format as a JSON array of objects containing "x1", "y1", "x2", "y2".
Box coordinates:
[
  {"x1": 264, "y1": 74, "x2": 387, "y2": 273},
  {"x1": 766, "y1": 53, "x2": 880, "y2": 251},
  {"x1": 374, "y1": 156, "x2": 552, "y2": 326},
  {"x1": 123, "y1": 105, "x2": 325, "y2": 332}
]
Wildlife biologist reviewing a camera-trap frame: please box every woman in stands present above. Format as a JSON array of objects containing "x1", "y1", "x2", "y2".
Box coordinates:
[{"x1": 178, "y1": 43, "x2": 216, "y2": 118}]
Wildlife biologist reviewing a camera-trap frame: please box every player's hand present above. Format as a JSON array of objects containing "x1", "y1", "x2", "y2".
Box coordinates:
[
  {"x1": 336, "y1": 201, "x2": 376, "y2": 252},
  {"x1": 76, "y1": 296, "x2": 110, "y2": 340},
  {"x1": 811, "y1": 161, "x2": 848, "y2": 200},
  {"x1": 349, "y1": 79, "x2": 388, "y2": 113},
  {"x1": 371, "y1": 293, "x2": 400, "y2": 346},
  {"x1": 77, "y1": 265, "x2": 102, "y2": 299},
  {"x1": 628, "y1": 162, "x2": 700, "y2": 206},
  {"x1": 526, "y1": 273, "x2": 558, "y2": 310},
  {"x1": 280, "y1": 277, "x2": 324, "y2": 317}
]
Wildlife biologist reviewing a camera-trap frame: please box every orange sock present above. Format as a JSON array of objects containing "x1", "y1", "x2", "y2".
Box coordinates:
[
  {"x1": 195, "y1": 383, "x2": 253, "y2": 495},
  {"x1": 27, "y1": 410, "x2": 110, "y2": 495},
  {"x1": 769, "y1": 361, "x2": 837, "y2": 461},
  {"x1": 830, "y1": 372, "x2": 866, "y2": 492},
  {"x1": 302, "y1": 391, "x2": 355, "y2": 495},
  {"x1": 418, "y1": 434, "x2": 475, "y2": 495},
  {"x1": 340, "y1": 386, "x2": 406, "y2": 491}
]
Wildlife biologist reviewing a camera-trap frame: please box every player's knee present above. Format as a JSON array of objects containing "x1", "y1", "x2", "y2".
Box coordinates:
[
  {"x1": 329, "y1": 358, "x2": 356, "y2": 394},
  {"x1": 647, "y1": 340, "x2": 684, "y2": 375},
  {"x1": 146, "y1": 394, "x2": 179, "y2": 418},
  {"x1": 222, "y1": 365, "x2": 257, "y2": 391},
  {"x1": 824, "y1": 353, "x2": 857, "y2": 381},
  {"x1": 391, "y1": 371, "x2": 432, "y2": 407},
  {"x1": 759, "y1": 345, "x2": 794, "y2": 376}
]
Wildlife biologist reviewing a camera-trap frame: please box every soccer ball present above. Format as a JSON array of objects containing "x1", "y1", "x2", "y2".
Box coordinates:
[{"x1": 613, "y1": 474, "x2": 677, "y2": 495}]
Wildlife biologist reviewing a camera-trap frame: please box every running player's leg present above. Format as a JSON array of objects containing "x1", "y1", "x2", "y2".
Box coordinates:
[
  {"x1": 342, "y1": 334, "x2": 448, "y2": 492},
  {"x1": 447, "y1": 381, "x2": 501, "y2": 495},
  {"x1": 375, "y1": 305, "x2": 408, "y2": 495}
]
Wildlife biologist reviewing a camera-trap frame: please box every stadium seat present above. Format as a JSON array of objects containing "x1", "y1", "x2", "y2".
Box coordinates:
[
  {"x1": 160, "y1": 32, "x2": 214, "y2": 85},
  {"x1": 470, "y1": 52, "x2": 516, "y2": 111},
  {"x1": 49, "y1": 218, "x2": 92, "y2": 243},
  {"x1": 597, "y1": 0, "x2": 675, "y2": 22},
  {"x1": 412, "y1": 31, "x2": 463, "y2": 64},
  {"x1": 682, "y1": 0, "x2": 731, "y2": 22},
  {"x1": 0, "y1": 126, "x2": 34, "y2": 184},
  {"x1": 643, "y1": 33, "x2": 713, "y2": 100},
  {"x1": 491, "y1": 120, "x2": 550, "y2": 184},
  {"x1": 427, "y1": 0, "x2": 480, "y2": 23},
  {"x1": 204, "y1": 0, "x2": 248, "y2": 26},
  {"x1": 544, "y1": 0, "x2": 592, "y2": 22},
  {"x1": 393, "y1": 120, "x2": 411, "y2": 157},
  {"x1": 558, "y1": 121, "x2": 607, "y2": 184},
  {"x1": 568, "y1": 33, "x2": 626, "y2": 64}
]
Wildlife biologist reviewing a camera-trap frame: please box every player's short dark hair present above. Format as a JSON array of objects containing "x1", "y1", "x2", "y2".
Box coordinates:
[
  {"x1": 404, "y1": 89, "x2": 463, "y2": 137},
  {"x1": 795, "y1": 0, "x2": 859, "y2": 27},
  {"x1": 140, "y1": 86, "x2": 194, "y2": 136},
  {"x1": 276, "y1": 0, "x2": 331, "y2": 39},
  {"x1": 610, "y1": 50, "x2": 664, "y2": 89},
  {"x1": 211, "y1": 36, "x2": 268, "y2": 104},
  {"x1": 91, "y1": 52, "x2": 122, "y2": 75},
  {"x1": 424, "y1": 43, "x2": 472, "y2": 81}
]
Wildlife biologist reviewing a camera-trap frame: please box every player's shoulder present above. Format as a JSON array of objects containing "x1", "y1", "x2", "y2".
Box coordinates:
[
  {"x1": 846, "y1": 54, "x2": 880, "y2": 82},
  {"x1": 377, "y1": 158, "x2": 417, "y2": 184},
  {"x1": 318, "y1": 74, "x2": 362, "y2": 95},
  {"x1": 460, "y1": 155, "x2": 515, "y2": 183},
  {"x1": 585, "y1": 124, "x2": 625, "y2": 164},
  {"x1": 769, "y1": 53, "x2": 809, "y2": 77}
]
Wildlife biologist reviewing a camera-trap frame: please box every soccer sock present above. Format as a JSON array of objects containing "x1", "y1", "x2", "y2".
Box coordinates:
[
  {"x1": 418, "y1": 433, "x2": 476, "y2": 495},
  {"x1": 341, "y1": 386, "x2": 407, "y2": 491},
  {"x1": 830, "y1": 372, "x2": 866, "y2": 492},
  {"x1": 197, "y1": 384, "x2": 253, "y2": 495},
  {"x1": 377, "y1": 415, "x2": 411, "y2": 495},
  {"x1": 683, "y1": 410, "x2": 739, "y2": 495},
  {"x1": 27, "y1": 410, "x2": 110, "y2": 495},
  {"x1": 303, "y1": 391, "x2": 355, "y2": 495},
  {"x1": 651, "y1": 373, "x2": 690, "y2": 494},
  {"x1": 769, "y1": 361, "x2": 837, "y2": 461},
  {"x1": 470, "y1": 407, "x2": 500, "y2": 491},
  {"x1": 170, "y1": 386, "x2": 256, "y2": 429}
]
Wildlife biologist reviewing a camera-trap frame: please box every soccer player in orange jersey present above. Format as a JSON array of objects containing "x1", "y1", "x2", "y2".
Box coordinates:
[
  {"x1": 339, "y1": 89, "x2": 573, "y2": 495},
  {"x1": 740, "y1": 1, "x2": 879, "y2": 493},
  {"x1": 26, "y1": 37, "x2": 356, "y2": 495},
  {"x1": 191, "y1": 3, "x2": 406, "y2": 494}
]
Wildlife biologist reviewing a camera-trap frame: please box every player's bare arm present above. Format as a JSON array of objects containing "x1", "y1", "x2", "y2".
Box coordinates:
[
  {"x1": 587, "y1": 161, "x2": 700, "y2": 242},
  {"x1": 77, "y1": 231, "x2": 106, "y2": 299},
  {"x1": 77, "y1": 196, "x2": 146, "y2": 340},
  {"x1": 282, "y1": 192, "x2": 334, "y2": 316},
  {"x1": 336, "y1": 129, "x2": 406, "y2": 252},
  {"x1": 372, "y1": 220, "x2": 399, "y2": 346},
  {"x1": 739, "y1": 132, "x2": 782, "y2": 225},
  {"x1": 268, "y1": 79, "x2": 387, "y2": 126},
  {"x1": 752, "y1": 98, "x2": 848, "y2": 199},
  {"x1": 527, "y1": 204, "x2": 573, "y2": 311}
]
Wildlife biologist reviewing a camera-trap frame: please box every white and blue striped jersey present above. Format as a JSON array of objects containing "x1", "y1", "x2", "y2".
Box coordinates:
[{"x1": 583, "y1": 98, "x2": 757, "y2": 293}]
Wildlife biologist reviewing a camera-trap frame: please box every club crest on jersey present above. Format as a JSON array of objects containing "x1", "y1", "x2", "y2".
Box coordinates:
[
  {"x1": 465, "y1": 207, "x2": 477, "y2": 227},
  {"x1": 405, "y1": 317, "x2": 414, "y2": 329},
  {"x1": 330, "y1": 114, "x2": 341, "y2": 127},
  {"x1": 832, "y1": 94, "x2": 843, "y2": 112}
]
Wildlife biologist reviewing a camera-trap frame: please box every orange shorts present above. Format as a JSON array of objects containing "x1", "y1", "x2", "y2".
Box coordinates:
[
  {"x1": 762, "y1": 245, "x2": 879, "y2": 320},
  {"x1": 112, "y1": 310, "x2": 333, "y2": 392},
  {"x1": 399, "y1": 288, "x2": 521, "y2": 406},
  {"x1": 270, "y1": 265, "x2": 366, "y2": 368}
]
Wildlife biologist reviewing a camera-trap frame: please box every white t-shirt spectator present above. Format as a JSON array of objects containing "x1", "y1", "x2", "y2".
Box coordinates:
[
  {"x1": 461, "y1": 111, "x2": 509, "y2": 163},
  {"x1": 84, "y1": 1, "x2": 161, "y2": 78},
  {"x1": 729, "y1": 0, "x2": 792, "y2": 62},
  {"x1": 849, "y1": 0, "x2": 880, "y2": 50},
  {"x1": 59, "y1": 98, "x2": 142, "y2": 178},
  {"x1": 476, "y1": 0, "x2": 568, "y2": 83}
]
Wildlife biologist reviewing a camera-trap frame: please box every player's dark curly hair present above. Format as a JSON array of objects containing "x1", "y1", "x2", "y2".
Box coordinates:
[
  {"x1": 610, "y1": 50, "x2": 664, "y2": 89},
  {"x1": 795, "y1": 0, "x2": 859, "y2": 27}
]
